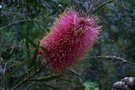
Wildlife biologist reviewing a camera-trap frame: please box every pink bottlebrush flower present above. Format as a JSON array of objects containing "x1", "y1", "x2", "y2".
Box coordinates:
[{"x1": 40, "y1": 9, "x2": 100, "y2": 70}]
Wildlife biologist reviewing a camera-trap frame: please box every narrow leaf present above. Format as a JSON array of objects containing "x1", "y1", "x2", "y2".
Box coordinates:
[
  {"x1": 93, "y1": 0, "x2": 114, "y2": 14},
  {"x1": 22, "y1": 33, "x2": 37, "y2": 47},
  {"x1": 40, "y1": 46, "x2": 48, "y2": 53},
  {"x1": 28, "y1": 43, "x2": 40, "y2": 68},
  {"x1": 30, "y1": 75, "x2": 62, "y2": 82}
]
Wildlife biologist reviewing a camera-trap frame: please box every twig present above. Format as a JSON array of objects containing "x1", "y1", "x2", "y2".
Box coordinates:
[
  {"x1": 0, "y1": 19, "x2": 41, "y2": 30},
  {"x1": 85, "y1": 56, "x2": 135, "y2": 66}
]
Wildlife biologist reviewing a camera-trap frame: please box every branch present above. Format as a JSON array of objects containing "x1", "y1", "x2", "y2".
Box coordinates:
[
  {"x1": 86, "y1": 56, "x2": 135, "y2": 66},
  {"x1": 0, "y1": 19, "x2": 41, "y2": 30}
]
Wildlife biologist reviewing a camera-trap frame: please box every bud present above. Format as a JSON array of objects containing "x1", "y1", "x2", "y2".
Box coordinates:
[{"x1": 112, "y1": 77, "x2": 135, "y2": 90}]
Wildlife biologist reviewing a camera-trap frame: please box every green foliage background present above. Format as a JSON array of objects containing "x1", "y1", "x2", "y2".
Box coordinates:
[{"x1": 0, "y1": 0, "x2": 135, "y2": 90}]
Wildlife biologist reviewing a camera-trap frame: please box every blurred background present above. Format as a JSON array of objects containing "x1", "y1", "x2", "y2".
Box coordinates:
[{"x1": 0, "y1": 0, "x2": 135, "y2": 90}]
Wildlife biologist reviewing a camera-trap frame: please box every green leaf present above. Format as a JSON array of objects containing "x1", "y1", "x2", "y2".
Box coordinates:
[
  {"x1": 22, "y1": 33, "x2": 37, "y2": 48},
  {"x1": 42, "y1": 82, "x2": 60, "y2": 90},
  {"x1": 7, "y1": 66, "x2": 41, "y2": 90},
  {"x1": 30, "y1": 74, "x2": 62, "y2": 82},
  {"x1": 4, "y1": 60, "x2": 29, "y2": 88},
  {"x1": 40, "y1": 46, "x2": 48, "y2": 53},
  {"x1": 93, "y1": 0, "x2": 114, "y2": 14},
  {"x1": 4, "y1": 60, "x2": 21, "y2": 65},
  {"x1": 5, "y1": 59, "x2": 30, "y2": 81},
  {"x1": 28, "y1": 43, "x2": 40, "y2": 68},
  {"x1": 25, "y1": 36, "x2": 30, "y2": 58}
]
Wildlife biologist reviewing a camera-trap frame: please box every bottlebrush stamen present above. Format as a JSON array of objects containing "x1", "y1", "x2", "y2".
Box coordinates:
[{"x1": 40, "y1": 9, "x2": 100, "y2": 70}]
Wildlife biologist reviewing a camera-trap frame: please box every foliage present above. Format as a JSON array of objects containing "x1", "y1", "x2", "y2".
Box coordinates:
[
  {"x1": 0, "y1": 0, "x2": 135, "y2": 90},
  {"x1": 83, "y1": 82, "x2": 99, "y2": 90}
]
